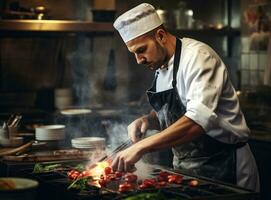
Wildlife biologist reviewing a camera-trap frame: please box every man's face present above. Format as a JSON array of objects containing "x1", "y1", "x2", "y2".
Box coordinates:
[{"x1": 126, "y1": 33, "x2": 167, "y2": 70}]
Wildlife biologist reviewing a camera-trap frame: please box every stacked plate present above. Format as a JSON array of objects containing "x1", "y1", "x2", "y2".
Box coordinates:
[
  {"x1": 60, "y1": 108, "x2": 92, "y2": 115},
  {"x1": 35, "y1": 125, "x2": 65, "y2": 141},
  {"x1": 71, "y1": 137, "x2": 105, "y2": 149}
]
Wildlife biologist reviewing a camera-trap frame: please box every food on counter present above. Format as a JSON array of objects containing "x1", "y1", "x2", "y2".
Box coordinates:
[
  {"x1": 33, "y1": 163, "x2": 62, "y2": 173},
  {"x1": 104, "y1": 166, "x2": 112, "y2": 175},
  {"x1": 118, "y1": 182, "x2": 134, "y2": 192},
  {"x1": 167, "y1": 174, "x2": 183, "y2": 184},
  {"x1": 188, "y1": 179, "x2": 199, "y2": 187},
  {"x1": 66, "y1": 166, "x2": 197, "y2": 193},
  {"x1": 124, "y1": 173, "x2": 138, "y2": 183},
  {"x1": 67, "y1": 177, "x2": 93, "y2": 191},
  {"x1": 121, "y1": 191, "x2": 185, "y2": 200},
  {"x1": 0, "y1": 179, "x2": 16, "y2": 190}
]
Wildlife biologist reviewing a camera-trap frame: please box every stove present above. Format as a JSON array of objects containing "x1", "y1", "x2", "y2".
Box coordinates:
[{"x1": 9, "y1": 160, "x2": 259, "y2": 200}]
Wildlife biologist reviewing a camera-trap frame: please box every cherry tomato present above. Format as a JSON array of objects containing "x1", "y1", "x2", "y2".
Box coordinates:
[
  {"x1": 157, "y1": 176, "x2": 165, "y2": 182},
  {"x1": 115, "y1": 171, "x2": 123, "y2": 178},
  {"x1": 106, "y1": 173, "x2": 117, "y2": 181},
  {"x1": 104, "y1": 166, "x2": 112, "y2": 175},
  {"x1": 142, "y1": 179, "x2": 156, "y2": 187},
  {"x1": 188, "y1": 180, "x2": 199, "y2": 187},
  {"x1": 99, "y1": 179, "x2": 107, "y2": 187},
  {"x1": 70, "y1": 172, "x2": 79, "y2": 180},
  {"x1": 159, "y1": 171, "x2": 171, "y2": 178},
  {"x1": 124, "y1": 173, "x2": 138, "y2": 182},
  {"x1": 67, "y1": 170, "x2": 80, "y2": 180},
  {"x1": 156, "y1": 181, "x2": 167, "y2": 187},
  {"x1": 118, "y1": 182, "x2": 133, "y2": 192},
  {"x1": 167, "y1": 174, "x2": 183, "y2": 184},
  {"x1": 81, "y1": 170, "x2": 90, "y2": 177},
  {"x1": 139, "y1": 183, "x2": 149, "y2": 189}
]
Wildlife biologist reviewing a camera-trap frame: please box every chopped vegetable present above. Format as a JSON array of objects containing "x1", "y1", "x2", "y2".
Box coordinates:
[
  {"x1": 67, "y1": 177, "x2": 93, "y2": 191},
  {"x1": 33, "y1": 163, "x2": 62, "y2": 173}
]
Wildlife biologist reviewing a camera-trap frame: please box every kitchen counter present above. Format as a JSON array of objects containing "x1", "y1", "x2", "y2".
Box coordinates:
[{"x1": 0, "y1": 159, "x2": 259, "y2": 200}]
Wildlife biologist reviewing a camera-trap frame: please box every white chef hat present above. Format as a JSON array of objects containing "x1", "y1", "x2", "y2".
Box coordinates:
[{"x1": 113, "y1": 3, "x2": 163, "y2": 43}]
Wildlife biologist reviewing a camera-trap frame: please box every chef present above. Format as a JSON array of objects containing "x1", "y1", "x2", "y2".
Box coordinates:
[{"x1": 112, "y1": 3, "x2": 259, "y2": 191}]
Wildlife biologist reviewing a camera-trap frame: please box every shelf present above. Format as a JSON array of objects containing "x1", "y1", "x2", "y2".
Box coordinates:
[
  {"x1": 171, "y1": 28, "x2": 240, "y2": 37},
  {"x1": 0, "y1": 20, "x2": 114, "y2": 36}
]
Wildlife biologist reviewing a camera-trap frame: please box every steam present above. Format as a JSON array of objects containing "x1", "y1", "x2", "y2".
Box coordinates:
[{"x1": 67, "y1": 36, "x2": 92, "y2": 107}]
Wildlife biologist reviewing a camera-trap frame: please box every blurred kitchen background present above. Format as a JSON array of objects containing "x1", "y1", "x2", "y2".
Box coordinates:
[{"x1": 0, "y1": 0, "x2": 270, "y2": 198}]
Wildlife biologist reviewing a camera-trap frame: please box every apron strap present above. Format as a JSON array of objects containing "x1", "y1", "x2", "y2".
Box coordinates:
[{"x1": 172, "y1": 38, "x2": 182, "y2": 88}]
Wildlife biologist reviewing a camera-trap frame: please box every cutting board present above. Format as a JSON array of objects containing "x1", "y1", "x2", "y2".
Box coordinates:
[{"x1": 2, "y1": 149, "x2": 106, "y2": 162}]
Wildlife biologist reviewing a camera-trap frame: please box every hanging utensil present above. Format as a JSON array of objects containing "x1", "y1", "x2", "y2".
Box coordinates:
[{"x1": 103, "y1": 49, "x2": 117, "y2": 91}]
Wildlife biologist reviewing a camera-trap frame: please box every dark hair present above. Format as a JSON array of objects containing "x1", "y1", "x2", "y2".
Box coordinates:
[{"x1": 145, "y1": 25, "x2": 167, "y2": 38}]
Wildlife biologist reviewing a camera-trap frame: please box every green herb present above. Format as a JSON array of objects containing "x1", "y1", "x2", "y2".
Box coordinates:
[
  {"x1": 73, "y1": 164, "x2": 85, "y2": 172},
  {"x1": 122, "y1": 191, "x2": 185, "y2": 200},
  {"x1": 33, "y1": 163, "x2": 62, "y2": 173},
  {"x1": 67, "y1": 177, "x2": 92, "y2": 192}
]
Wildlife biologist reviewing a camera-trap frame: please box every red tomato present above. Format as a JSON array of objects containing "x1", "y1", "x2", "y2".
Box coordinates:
[
  {"x1": 70, "y1": 173, "x2": 79, "y2": 180},
  {"x1": 124, "y1": 173, "x2": 138, "y2": 182},
  {"x1": 118, "y1": 182, "x2": 133, "y2": 192},
  {"x1": 142, "y1": 179, "x2": 156, "y2": 187},
  {"x1": 167, "y1": 174, "x2": 183, "y2": 184},
  {"x1": 139, "y1": 183, "x2": 148, "y2": 189},
  {"x1": 106, "y1": 174, "x2": 117, "y2": 181},
  {"x1": 188, "y1": 180, "x2": 199, "y2": 187},
  {"x1": 99, "y1": 179, "x2": 107, "y2": 187},
  {"x1": 115, "y1": 171, "x2": 123, "y2": 178},
  {"x1": 159, "y1": 171, "x2": 171, "y2": 178},
  {"x1": 157, "y1": 176, "x2": 165, "y2": 182},
  {"x1": 104, "y1": 167, "x2": 112, "y2": 175},
  {"x1": 156, "y1": 181, "x2": 167, "y2": 187},
  {"x1": 81, "y1": 170, "x2": 90, "y2": 177},
  {"x1": 67, "y1": 170, "x2": 80, "y2": 180}
]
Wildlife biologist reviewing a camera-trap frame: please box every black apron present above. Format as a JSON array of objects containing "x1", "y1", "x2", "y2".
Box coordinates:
[{"x1": 146, "y1": 38, "x2": 245, "y2": 184}]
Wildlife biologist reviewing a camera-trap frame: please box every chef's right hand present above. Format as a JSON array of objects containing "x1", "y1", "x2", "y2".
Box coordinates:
[{"x1": 128, "y1": 115, "x2": 149, "y2": 143}]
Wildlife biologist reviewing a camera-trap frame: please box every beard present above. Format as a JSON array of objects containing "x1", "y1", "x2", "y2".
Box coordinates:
[{"x1": 145, "y1": 41, "x2": 167, "y2": 71}]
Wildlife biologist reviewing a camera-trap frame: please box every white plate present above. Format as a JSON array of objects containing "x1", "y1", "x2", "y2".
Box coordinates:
[
  {"x1": 60, "y1": 108, "x2": 92, "y2": 115},
  {"x1": 71, "y1": 137, "x2": 105, "y2": 145},
  {"x1": 0, "y1": 177, "x2": 38, "y2": 191},
  {"x1": 71, "y1": 137, "x2": 105, "y2": 149},
  {"x1": 35, "y1": 125, "x2": 65, "y2": 141}
]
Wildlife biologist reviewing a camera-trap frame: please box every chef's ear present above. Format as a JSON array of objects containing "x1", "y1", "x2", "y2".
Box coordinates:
[{"x1": 156, "y1": 28, "x2": 166, "y2": 42}]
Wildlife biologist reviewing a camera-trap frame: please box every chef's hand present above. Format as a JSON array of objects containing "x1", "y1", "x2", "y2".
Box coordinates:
[
  {"x1": 111, "y1": 144, "x2": 143, "y2": 172},
  {"x1": 128, "y1": 115, "x2": 149, "y2": 143}
]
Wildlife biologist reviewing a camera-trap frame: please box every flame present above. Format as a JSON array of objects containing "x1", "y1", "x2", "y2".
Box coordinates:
[
  {"x1": 84, "y1": 161, "x2": 111, "y2": 187},
  {"x1": 88, "y1": 161, "x2": 110, "y2": 179}
]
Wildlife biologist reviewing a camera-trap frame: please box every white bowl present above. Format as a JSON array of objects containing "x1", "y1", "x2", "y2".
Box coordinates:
[
  {"x1": 0, "y1": 177, "x2": 39, "y2": 200},
  {"x1": 35, "y1": 125, "x2": 65, "y2": 141}
]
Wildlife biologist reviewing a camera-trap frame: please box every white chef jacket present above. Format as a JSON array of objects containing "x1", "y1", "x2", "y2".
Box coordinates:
[{"x1": 156, "y1": 38, "x2": 259, "y2": 192}]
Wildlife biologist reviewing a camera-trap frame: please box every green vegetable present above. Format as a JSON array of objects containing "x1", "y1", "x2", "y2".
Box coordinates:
[
  {"x1": 73, "y1": 164, "x2": 85, "y2": 171},
  {"x1": 122, "y1": 191, "x2": 185, "y2": 200},
  {"x1": 67, "y1": 177, "x2": 92, "y2": 192},
  {"x1": 123, "y1": 192, "x2": 166, "y2": 200},
  {"x1": 33, "y1": 163, "x2": 62, "y2": 173}
]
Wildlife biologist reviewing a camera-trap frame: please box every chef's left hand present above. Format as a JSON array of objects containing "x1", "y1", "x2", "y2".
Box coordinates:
[{"x1": 111, "y1": 144, "x2": 143, "y2": 172}]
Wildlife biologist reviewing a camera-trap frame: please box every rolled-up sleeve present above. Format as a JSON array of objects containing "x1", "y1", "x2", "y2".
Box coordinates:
[
  {"x1": 185, "y1": 100, "x2": 218, "y2": 132},
  {"x1": 181, "y1": 48, "x2": 226, "y2": 132}
]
